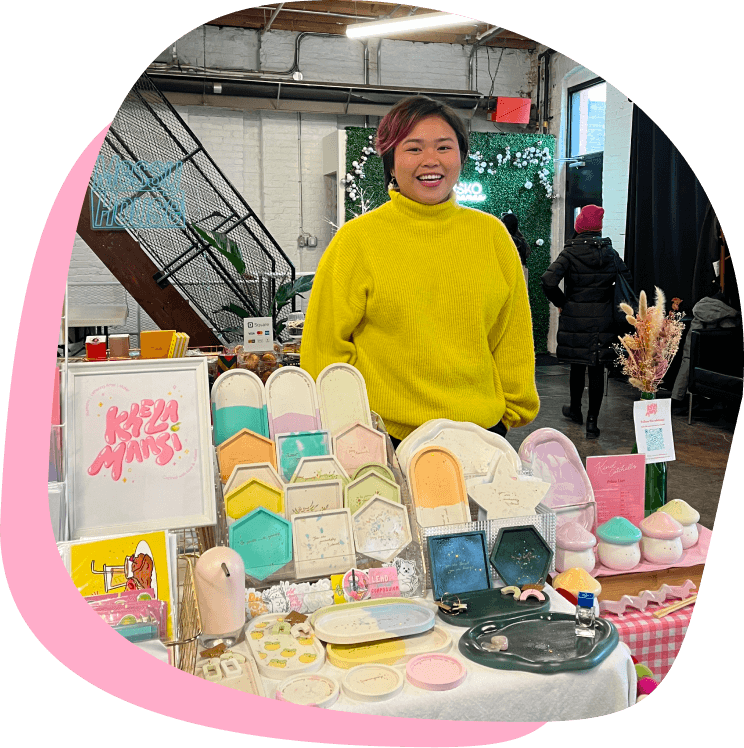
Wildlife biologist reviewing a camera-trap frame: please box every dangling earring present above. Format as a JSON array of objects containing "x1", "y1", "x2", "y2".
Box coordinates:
[{"x1": 389, "y1": 175, "x2": 398, "y2": 190}]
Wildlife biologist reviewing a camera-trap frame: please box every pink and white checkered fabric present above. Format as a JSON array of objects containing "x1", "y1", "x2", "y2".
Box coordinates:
[{"x1": 605, "y1": 605, "x2": 694, "y2": 681}]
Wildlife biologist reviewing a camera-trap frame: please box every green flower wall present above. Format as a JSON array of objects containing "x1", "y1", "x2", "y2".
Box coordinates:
[{"x1": 344, "y1": 128, "x2": 555, "y2": 353}]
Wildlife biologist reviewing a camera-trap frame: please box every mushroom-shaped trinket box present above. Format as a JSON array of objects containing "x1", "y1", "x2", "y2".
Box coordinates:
[
  {"x1": 657, "y1": 500, "x2": 700, "y2": 549},
  {"x1": 552, "y1": 567, "x2": 602, "y2": 599},
  {"x1": 596, "y1": 517, "x2": 642, "y2": 571},
  {"x1": 639, "y1": 512, "x2": 684, "y2": 565},
  {"x1": 555, "y1": 521, "x2": 597, "y2": 573}
]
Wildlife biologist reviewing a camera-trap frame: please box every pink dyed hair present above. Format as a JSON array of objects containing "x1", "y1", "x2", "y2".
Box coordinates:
[{"x1": 375, "y1": 96, "x2": 469, "y2": 189}]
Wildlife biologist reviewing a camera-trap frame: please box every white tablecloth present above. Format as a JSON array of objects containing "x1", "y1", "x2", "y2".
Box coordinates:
[{"x1": 256, "y1": 586, "x2": 637, "y2": 722}]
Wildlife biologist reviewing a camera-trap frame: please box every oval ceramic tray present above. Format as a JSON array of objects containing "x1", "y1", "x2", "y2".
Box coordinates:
[
  {"x1": 326, "y1": 625, "x2": 452, "y2": 669},
  {"x1": 246, "y1": 613, "x2": 326, "y2": 678},
  {"x1": 397, "y1": 419, "x2": 520, "y2": 479},
  {"x1": 275, "y1": 673, "x2": 340, "y2": 708},
  {"x1": 459, "y1": 611, "x2": 619, "y2": 673},
  {"x1": 406, "y1": 653, "x2": 467, "y2": 691},
  {"x1": 211, "y1": 369, "x2": 268, "y2": 445},
  {"x1": 309, "y1": 598, "x2": 435, "y2": 644},
  {"x1": 408, "y1": 446, "x2": 470, "y2": 527},
  {"x1": 265, "y1": 366, "x2": 321, "y2": 439},
  {"x1": 316, "y1": 362, "x2": 372, "y2": 436},
  {"x1": 342, "y1": 664, "x2": 405, "y2": 702}
]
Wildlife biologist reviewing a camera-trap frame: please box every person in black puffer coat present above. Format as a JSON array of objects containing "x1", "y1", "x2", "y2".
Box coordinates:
[{"x1": 541, "y1": 205, "x2": 633, "y2": 438}]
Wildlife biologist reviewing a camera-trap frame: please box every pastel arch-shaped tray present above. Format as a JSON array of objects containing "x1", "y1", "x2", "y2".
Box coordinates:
[
  {"x1": 408, "y1": 445, "x2": 470, "y2": 527},
  {"x1": 211, "y1": 369, "x2": 268, "y2": 445},
  {"x1": 265, "y1": 367, "x2": 321, "y2": 440},
  {"x1": 316, "y1": 363, "x2": 372, "y2": 436}
]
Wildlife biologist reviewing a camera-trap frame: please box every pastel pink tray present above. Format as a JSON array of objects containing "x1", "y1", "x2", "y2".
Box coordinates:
[{"x1": 405, "y1": 654, "x2": 466, "y2": 691}]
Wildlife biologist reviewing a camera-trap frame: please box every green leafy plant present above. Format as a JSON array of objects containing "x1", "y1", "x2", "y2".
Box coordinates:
[{"x1": 191, "y1": 224, "x2": 313, "y2": 340}]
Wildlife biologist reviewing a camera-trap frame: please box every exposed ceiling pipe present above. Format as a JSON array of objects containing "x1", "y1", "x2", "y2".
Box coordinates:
[
  {"x1": 467, "y1": 27, "x2": 504, "y2": 91},
  {"x1": 253, "y1": 5, "x2": 377, "y2": 21},
  {"x1": 262, "y1": 2, "x2": 285, "y2": 34}
]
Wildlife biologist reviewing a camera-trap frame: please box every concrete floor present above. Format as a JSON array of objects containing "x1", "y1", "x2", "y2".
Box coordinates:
[{"x1": 502, "y1": 360, "x2": 739, "y2": 531}]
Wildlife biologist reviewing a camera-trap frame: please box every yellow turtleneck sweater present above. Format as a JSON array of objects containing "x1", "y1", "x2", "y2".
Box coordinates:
[{"x1": 301, "y1": 190, "x2": 539, "y2": 440}]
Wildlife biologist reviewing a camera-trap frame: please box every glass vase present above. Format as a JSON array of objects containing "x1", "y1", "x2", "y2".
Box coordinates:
[{"x1": 632, "y1": 391, "x2": 668, "y2": 516}]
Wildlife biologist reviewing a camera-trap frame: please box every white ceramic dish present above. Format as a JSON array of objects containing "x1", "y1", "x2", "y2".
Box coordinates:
[
  {"x1": 224, "y1": 462, "x2": 284, "y2": 495},
  {"x1": 292, "y1": 508, "x2": 356, "y2": 578},
  {"x1": 342, "y1": 664, "x2": 405, "y2": 702},
  {"x1": 316, "y1": 362, "x2": 372, "y2": 436},
  {"x1": 284, "y1": 479, "x2": 344, "y2": 519},
  {"x1": 309, "y1": 598, "x2": 435, "y2": 645},
  {"x1": 275, "y1": 673, "x2": 340, "y2": 708},
  {"x1": 396, "y1": 419, "x2": 520, "y2": 480},
  {"x1": 210, "y1": 369, "x2": 267, "y2": 445},
  {"x1": 290, "y1": 455, "x2": 351, "y2": 486}
]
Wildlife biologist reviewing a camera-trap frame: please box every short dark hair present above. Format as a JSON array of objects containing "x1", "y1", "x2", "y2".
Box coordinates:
[{"x1": 375, "y1": 96, "x2": 469, "y2": 189}]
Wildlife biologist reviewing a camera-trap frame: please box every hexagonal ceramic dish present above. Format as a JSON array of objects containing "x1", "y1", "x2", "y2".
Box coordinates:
[
  {"x1": 290, "y1": 455, "x2": 350, "y2": 487},
  {"x1": 275, "y1": 430, "x2": 331, "y2": 482},
  {"x1": 229, "y1": 507, "x2": 292, "y2": 581},
  {"x1": 489, "y1": 525, "x2": 553, "y2": 588},
  {"x1": 352, "y1": 495, "x2": 412, "y2": 563},
  {"x1": 332, "y1": 422, "x2": 387, "y2": 477},
  {"x1": 224, "y1": 462, "x2": 284, "y2": 496},
  {"x1": 225, "y1": 478, "x2": 284, "y2": 521},
  {"x1": 345, "y1": 470, "x2": 401, "y2": 515},
  {"x1": 218, "y1": 428, "x2": 276, "y2": 483},
  {"x1": 284, "y1": 479, "x2": 344, "y2": 519}
]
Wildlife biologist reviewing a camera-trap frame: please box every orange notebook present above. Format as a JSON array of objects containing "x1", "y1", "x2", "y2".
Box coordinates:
[{"x1": 140, "y1": 330, "x2": 176, "y2": 359}]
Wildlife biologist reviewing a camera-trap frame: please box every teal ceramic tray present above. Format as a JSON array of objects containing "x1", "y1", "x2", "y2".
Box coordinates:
[
  {"x1": 459, "y1": 612, "x2": 619, "y2": 673},
  {"x1": 437, "y1": 588, "x2": 550, "y2": 627}
]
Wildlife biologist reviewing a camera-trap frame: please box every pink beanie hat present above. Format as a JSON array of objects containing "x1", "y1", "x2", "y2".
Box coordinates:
[{"x1": 575, "y1": 205, "x2": 605, "y2": 233}]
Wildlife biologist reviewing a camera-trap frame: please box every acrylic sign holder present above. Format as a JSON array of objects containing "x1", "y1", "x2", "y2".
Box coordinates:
[
  {"x1": 408, "y1": 446, "x2": 470, "y2": 527},
  {"x1": 265, "y1": 367, "x2": 321, "y2": 440},
  {"x1": 316, "y1": 362, "x2": 373, "y2": 436},
  {"x1": 211, "y1": 369, "x2": 268, "y2": 445}
]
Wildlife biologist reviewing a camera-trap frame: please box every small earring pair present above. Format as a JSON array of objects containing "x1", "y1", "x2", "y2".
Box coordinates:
[{"x1": 389, "y1": 175, "x2": 398, "y2": 189}]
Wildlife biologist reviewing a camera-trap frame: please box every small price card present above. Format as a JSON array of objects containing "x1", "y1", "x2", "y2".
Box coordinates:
[{"x1": 243, "y1": 317, "x2": 274, "y2": 352}]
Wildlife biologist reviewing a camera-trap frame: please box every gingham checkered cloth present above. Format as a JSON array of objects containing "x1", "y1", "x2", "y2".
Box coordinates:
[{"x1": 605, "y1": 604, "x2": 694, "y2": 681}]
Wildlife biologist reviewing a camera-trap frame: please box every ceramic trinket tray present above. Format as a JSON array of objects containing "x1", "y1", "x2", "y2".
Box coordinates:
[
  {"x1": 275, "y1": 673, "x2": 340, "y2": 708},
  {"x1": 353, "y1": 462, "x2": 395, "y2": 482},
  {"x1": 290, "y1": 455, "x2": 350, "y2": 486},
  {"x1": 406, "y1": 654, "x2": 467, "y2": 691},
  {"x1": 435, "y1": 587, "x2": 551, "y2": 627},
  {"x1": 427, "y1": 530, "x2": 492, "y2": 601},
  {"x1": 489, "y1": 525, "x2": 553, "y2": 588},
  {"x1": 292, "y1": 508, "x2": 356, "y2": 578},
  {"x1": 345, "y1": 470, "x2": 401, "y2": 515},
  {"x1": 246, "y1": 613, "x2": 325, "y2": 678},
  {"x1": 352, "y1": 494, "x2": 412, "y2": 563},
  {"x1": 408, "y1": 446, "x2": 470, "y2": 527},
  {"x1": 224, "y1": 462, "x2": 284, "y2": 496},
  {"x1": 310, "y1": 597, "x2": 435, "y2": 644},
  {"x1": 229, "y1": 507, "x2": 292, "y2": 581},
  {"x1": 224, "y1": 478, "x2": 284, "y2": 523},
  {"x1": 396, "y1": 419, "x2": 521, "y2": 479},
  {"x1": 518, "y1": 428, "x2": 595, "y2": 526},
  {"x1": 326, "y1": 626, "x2": 452, "y2": 669},
  {"x1": 265, "y1": 367, "x2": 322, "y2": 439},
  {"x1": 211, "y1": 369, "x2": 269, "y2": 445},
  {"x1": 333, "y1": 422, "x2": 387, "y2": 477},
  {"x1": 275, "y1": 430, "x2": 331, "y2": 482},
  {"x1": 316, "y1": 362, "x2": 373, "y2": 436},
  {"x1": 284, "y1": 479, "x2": 344, "y2": 519},
  {"x1": 459, "y1": 611, "x2": 619, "y2": 673},
  {"x1": 342, "y1": 664, "x2": 405, "y2": 702},
  {"x1": 218, "y1": 429, "x2": 277, "y2": 483}
]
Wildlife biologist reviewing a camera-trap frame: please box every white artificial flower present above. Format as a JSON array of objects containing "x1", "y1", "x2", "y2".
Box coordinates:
[
  {"x1": 525, "y1": 181, "x2": 533, "y2": 189},
  {"x1": 536, "y1": 239, "x2": 544, "y2": 246}
]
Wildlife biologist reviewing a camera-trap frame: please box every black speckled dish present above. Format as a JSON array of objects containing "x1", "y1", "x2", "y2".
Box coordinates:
[{"x1": 459, "y1": 612, "x2": 619, "y2": 673}]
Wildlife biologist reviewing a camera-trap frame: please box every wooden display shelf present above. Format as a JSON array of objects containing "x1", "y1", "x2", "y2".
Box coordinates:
[{"x1": 549, "y1": 563, "x2": 704, "y2": 602}]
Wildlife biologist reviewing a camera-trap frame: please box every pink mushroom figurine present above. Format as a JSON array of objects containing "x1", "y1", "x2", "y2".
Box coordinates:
[
  {"x1": 640, "y1": 512, "x2": 684, "y2": 564},
  {"x1": 555, "y1": 521, "x2": 597, "y2": 573},
  {"x1": 657, "y1": 500, "x2": 700, "y2": 549}
]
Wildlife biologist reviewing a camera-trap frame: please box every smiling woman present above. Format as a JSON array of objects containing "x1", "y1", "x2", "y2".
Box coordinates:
[{"x1": 300, "y1": 95, "x2": 540, "y2": 445}]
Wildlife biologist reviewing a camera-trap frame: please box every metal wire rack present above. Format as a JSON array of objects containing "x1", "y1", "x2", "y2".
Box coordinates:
[{"x1": 92, "y1": 73, "x2": 296, "y2": 345}]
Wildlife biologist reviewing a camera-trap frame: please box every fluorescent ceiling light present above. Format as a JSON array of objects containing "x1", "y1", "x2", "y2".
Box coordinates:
[{"x1": 346, "y1": 12, "x2": 477, "y2": 39}]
